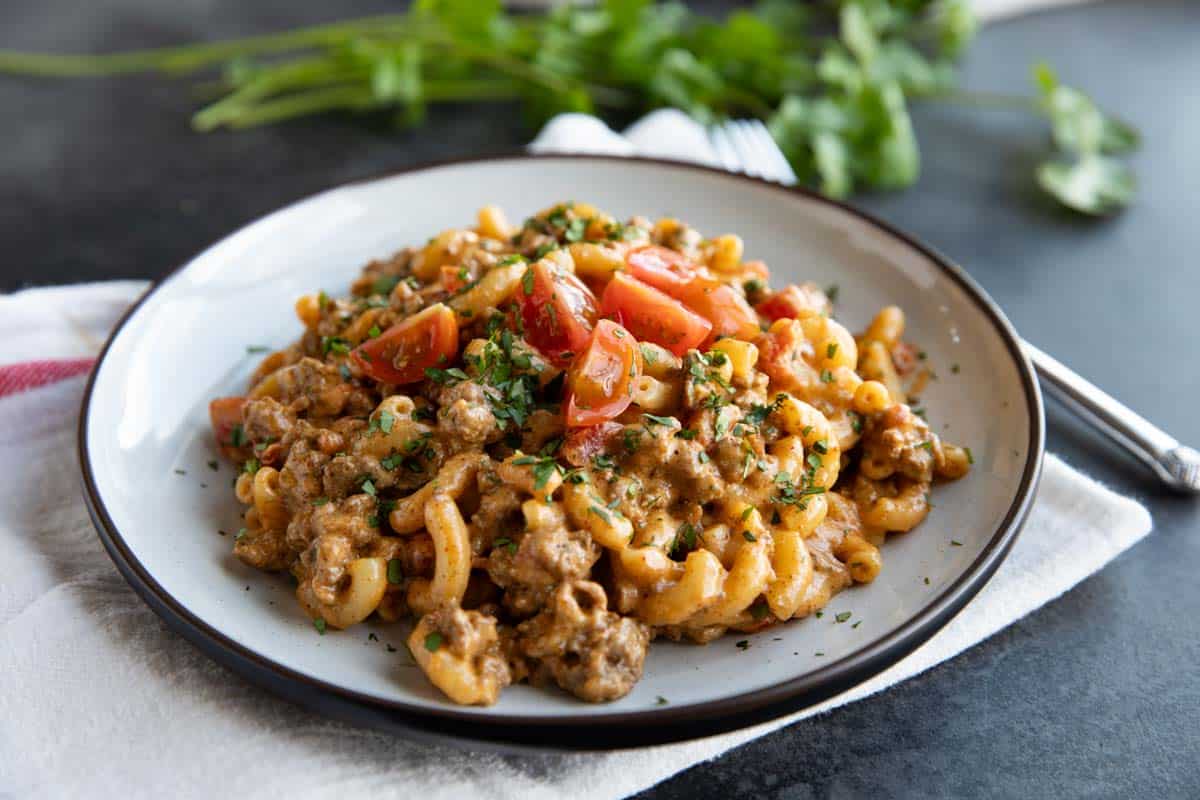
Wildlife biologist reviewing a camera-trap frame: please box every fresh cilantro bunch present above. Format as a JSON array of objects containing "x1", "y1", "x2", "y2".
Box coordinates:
[{"x1": 0, "y1": 0, "x2": 1139, "y2": 214}]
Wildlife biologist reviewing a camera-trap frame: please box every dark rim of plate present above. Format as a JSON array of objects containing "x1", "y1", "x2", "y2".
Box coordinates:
[{"x1": 78, "y1": 152, "x2": 1045, "y2": 754}]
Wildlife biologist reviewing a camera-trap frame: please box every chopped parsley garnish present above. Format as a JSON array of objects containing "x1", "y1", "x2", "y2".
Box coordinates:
[
  {"x1": 242, "y1": 458, "x2": 259, "y2": 475},
  {"x1": 735, "y1": 640, "x2": 750, "y2": 650},
  {"x1": 918, "y1": 440, "x2": 934, "y2": 451},
  {"x1": 206, "y1": 460, "x2": 219, "y2": 471},
  {"x1": 835, "y1": 611, "x2": 852, "y2": 623},
  {"x1": 669, "y1": 522, "x2": 698, "y2": 558},
  {"x1": 423, "y1": 632, "x2": 444, "y2": 652},
  {"x1": 848, "y1": 411, "x2": 864, "y2": 434},
  {"x1": 655, "y1": 695, "x2": 669, "y2": 706},
  {"x1": 424, "y1": 367, "x2": 469, "y2": 385},
  {"x1": 311, "y1": 497, "x2": 329, "y2": 506},
  {"x1": 826, "y1": 342, "x2": 838, "y2": 359},
  {"x1": 367, "y1": 325, "x2": 381, "y2": 339},
  {"x1": 639, "y1": 343, "x2": 659, "y2": 365},
  {"x1": 812, "y1": 439, "x2": 828, "y2": 455},
  {"x1": 493, "y1": 536, "x2": 518, "y2": 555},
  {"x1": 950, "y1": 539, "x2": 963, "y2": 546},
  {"x1": 965, "y1": 447, "x2": 975, "y2": 464},
  {"x1": 313, "y1": 618, "x2": 327, "y2": 635},
  {"x1": 372, "y1": 275, "x2": 401, "y2": 296},
  {"x1": 498, "y1": 254, "x2": 527, "y2": 267},
  {"x1": 531, "y1": 242, "x2": 557, "y2": 260},
  {"x1": 320, "y1": 336, "x2": 350, "y2": 356},
  {"x1": 742, "y1": 530, "x2": 757, "y2": 542},
  {"x1": 235, "y1": 528, "x2": 248, "y2": 542},
  {"x1": 675, "y1": 428, "x2": 698, "y2": 440},
  {"x1": 230, "y1": 424, "x2": 247, "y2": 448},
  {"x1": 245, "y1": 345, "x2": 270, "y2": 354},
  {"x1": 361, "y1": 478, "x2": 376, "y2": 496},
  {"x1": 521, "y1": 268, "x2": 535, "y2": 295},
  {"x1": 378, "y1": 410, "x2": 395, "y2": 433},
  {"x1": 387, "y1": 558, "x2": 403, "y2": 584},
  {"x1": 740, "y1": 506, "x2": 755, "y2": 521},
  {"x1": 564, "y1": 217, "x2": 587, "y2": 242},
  {"x1": 825, "y1": 284, "x2": 840, "y2": 302},
  {"x1": 819, "y1": 369, "x2": 834, "y2": 383},
  {"x1": 588, "y1": 504, "x2": 612, "y2": 523},
  {"x1": 643, "y1": 413, "x2": 675, "y2": 427}
]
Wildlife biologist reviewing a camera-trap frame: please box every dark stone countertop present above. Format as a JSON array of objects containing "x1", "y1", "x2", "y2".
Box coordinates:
[{"x1": 4, "y1": 1, "x2": 1197, "y2": 797}]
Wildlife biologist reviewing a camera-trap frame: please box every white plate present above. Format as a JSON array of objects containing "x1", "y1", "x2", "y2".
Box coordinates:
[{"x1": 80, "y1": 155, "x2": 1043, "y2": 751}]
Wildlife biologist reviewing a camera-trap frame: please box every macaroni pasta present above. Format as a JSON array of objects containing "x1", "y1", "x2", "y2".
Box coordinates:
[{"x1": 210, "y1": 202, "x2": 969, "y2": 706}]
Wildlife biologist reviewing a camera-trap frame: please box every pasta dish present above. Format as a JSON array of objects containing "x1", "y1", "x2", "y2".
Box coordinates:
[{"x1": 209, "y1": 202, "x2": 970, "y2": 705}]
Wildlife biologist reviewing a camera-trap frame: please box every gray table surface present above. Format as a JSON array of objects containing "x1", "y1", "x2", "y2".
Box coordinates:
[{"x1": 4, "y1": 1, "x2": 1198, "y2": 797}]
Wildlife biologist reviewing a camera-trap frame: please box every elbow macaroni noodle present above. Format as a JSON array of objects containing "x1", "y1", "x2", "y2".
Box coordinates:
[{"x1": 214, "y1": 202, "x2": 971, "y2": 706}]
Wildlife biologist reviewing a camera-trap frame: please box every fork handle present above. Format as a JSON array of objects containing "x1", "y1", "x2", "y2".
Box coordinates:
[{"x1": 1023, "y1": 341, "x2": 1200, "y2": 492}]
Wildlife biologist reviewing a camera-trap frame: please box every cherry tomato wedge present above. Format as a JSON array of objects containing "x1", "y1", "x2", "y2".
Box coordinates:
[
  {"x1": 351, "y1": 303, "x2": 459, "y2": 384},
  {"x1": 676, "y1": 277, "x2": 761, "y2": 344},
  {"x1": 624, "y1": 245, "x2": 704, "y2": 296},
  {"x1": 564, "y1": 320, "x2": 642, "y2": 428},
  {"x1": 440, "y1": 264, "x2": 470, "y2": 293},
  {"x1": 209, "y1": 396, "x2": 247, "y2": 457},
  {"x1": 519, "y1": 257, "x2": 598, "y2": 366},
  {"x1": 755, "y1": 283, "x2": 830, "y2": 321},
  {"x1": 561, "y1": 421, "x2": 624, "y2": 467},
  {"x1": 600, "y1": 273, "x2": 712, "y2": 356}
]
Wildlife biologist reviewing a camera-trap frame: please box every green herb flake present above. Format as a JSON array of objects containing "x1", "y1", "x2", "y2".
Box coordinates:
[
  {"x1": 423, "y1": 631, "x2": 444, "y2": 652},
  {"x1": 313, "y1": 618, "x2": 327, "y2": 635},
  {"x1": 742, "y1": 530, "x2": 757, "y2": 542},
  {"x1": 835, "y1": 611, "x2": 852, "y2": 623}
]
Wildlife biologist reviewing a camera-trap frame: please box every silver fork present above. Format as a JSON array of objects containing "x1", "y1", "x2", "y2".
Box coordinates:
[{"x1": 708, "y1": 119, "x2": 1200, "y2": 493}]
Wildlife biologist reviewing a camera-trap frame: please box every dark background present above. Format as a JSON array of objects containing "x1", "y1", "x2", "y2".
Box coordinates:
[{"x1": 5, "y1": 0, "x2": 1199, "y2": 796}]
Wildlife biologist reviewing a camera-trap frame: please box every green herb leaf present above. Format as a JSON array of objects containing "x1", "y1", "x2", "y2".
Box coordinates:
[{"x1": 424, "y1": 631, "x2": 444, "y2": 652}]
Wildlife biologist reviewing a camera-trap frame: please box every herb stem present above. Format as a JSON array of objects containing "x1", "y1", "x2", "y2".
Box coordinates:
[
  {"x1": 0, "y1": 15, "x2": 413, "y2": 76},
  {"x1": 923, "y1": 88, "x2": 1040, "y2": 113}
]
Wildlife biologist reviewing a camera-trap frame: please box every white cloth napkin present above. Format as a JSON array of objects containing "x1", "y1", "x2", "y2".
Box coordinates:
[{"x1": 0, "y1": 286, "x2": 1153, "y2": 799}]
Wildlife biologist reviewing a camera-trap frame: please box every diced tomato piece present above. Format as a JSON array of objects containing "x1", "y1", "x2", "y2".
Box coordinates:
[
  {"x1": 518, "y1": 257, "x2": 598, "y2": 366},
  {"x1": 209, "y1": 396, "x2": 247, "y2": 458},
  {"x1": 600, "y1": 273, "x2": 711, "y2": 356},
  {"x1": 561, "y1": 421, "x2": 624, "y2": 467},
  {"x1": 351, "y1": 303, "x2": 459, "y2": 384},
  {"x1": 756, "y1": 283, "x2": 829, "y2": 322},
  {"x1": 440, "y1": 264, "x2": 469, "y2": 293},
  {"x1": 625, "y1": 245, "x2": 704, "y2": 296},
  {"x1": 755, "y1": 320, "x2": 808, "y2": 394},
  {"x1": 564, "y1": 320, "x2": 642, "y2": 427},
  {"x1": 891, "y1": 341, "x2": 919, "y2": 377},
  {"x1": 677, "y1": 277, "x2": 761, "y2": 344},
  {"x1": 741, "y1": 260, "x2": 770, "y2": 281}
]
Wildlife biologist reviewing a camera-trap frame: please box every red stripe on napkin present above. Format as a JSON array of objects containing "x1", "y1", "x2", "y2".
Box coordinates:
[{"x1": 0, "y1": 358, "x2": 95, "y2": 398}]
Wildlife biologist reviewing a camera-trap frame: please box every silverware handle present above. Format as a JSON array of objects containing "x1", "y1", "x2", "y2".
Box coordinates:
[{"x1": 1024, "y1": 340, "x2": 1199, "y2": 492}]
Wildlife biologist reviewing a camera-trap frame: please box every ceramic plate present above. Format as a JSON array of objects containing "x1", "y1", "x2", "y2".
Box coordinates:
[{"x1": 80, "y1": 155, "x2": 1044, "y2": 751}]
